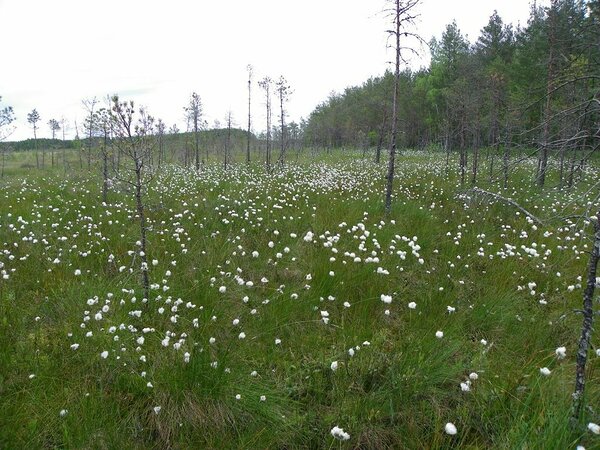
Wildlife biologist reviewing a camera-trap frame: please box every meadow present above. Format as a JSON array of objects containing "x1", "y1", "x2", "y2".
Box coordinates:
[{"x1": 0, "y1": 149, "x2": 599, "y2": 449}]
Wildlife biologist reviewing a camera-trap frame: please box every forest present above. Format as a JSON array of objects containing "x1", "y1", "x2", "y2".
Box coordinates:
[{"x1": 303, "y1": 1, "x2": 599, "y2": 188}]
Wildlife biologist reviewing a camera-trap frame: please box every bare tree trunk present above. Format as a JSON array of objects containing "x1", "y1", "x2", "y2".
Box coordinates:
[
  {"x1": 503, "y1": 118, "x2": 511, "y2": 189},
  {"x1": 384, "y1": 0, "x2": 402, "y2": 215},
  {"x1": 471, "y1": 130, "x2": 479, "y2": 185},
  {"x1": 195, "y1": 123, "x2": 200, "y2": 171},
  {"x1": 567, "y1": 141, "x2": 579, "y2": 188},
  {"x1": 537, "y1": 1, "x2": 557, "y2": 188},
  {"x1": 376, "y1": 106, "x2": 388, "y2": 164},
  {"x1": 460, "y1": 117, "x2": 466, "y2": 186},
  {"x1": 489, "y1": 83, "x2": 500, "y2": 181},
  {"x1": 247, "y1": 66, "x2": 252, "y2": 164},
  {"x1": 571, "y1": 212, "x2": 600, "y2": 423},
  {"x1": 224, "y1": 113, "x2": 231, "y2": 170},
  {"x1": 278, "y1": 92, "x2": 286, "y2": 168},
  {"x1": 34, "y1": 127, "x2": 39, "y2": 169},
  {"x1": 134, "y1": 154, "x2": 150, "y2": 302},
  {"x1": 102, "y1": 132, "x2": 109, "y2": 204},
  {"x1": 87, "y1": 110, "x2": 93, "y2": 170},
  {"x1": 266, "y1": 99, "x2": 271, "y2": 172}
]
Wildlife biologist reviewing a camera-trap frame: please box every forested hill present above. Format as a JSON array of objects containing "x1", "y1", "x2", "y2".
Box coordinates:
[{"x1": 303, "y1": 1, "x2": 599, "y2": 154}]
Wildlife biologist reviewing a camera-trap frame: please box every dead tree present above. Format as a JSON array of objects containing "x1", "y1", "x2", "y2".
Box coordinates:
[
  {"x1": 97, "y1": 108, "x2": 112, "y2": 204},
  {"x1": 59, "y1": 117, "x2": 68, "y2": 171},
  {"x1": 246, "y1": 64, "x2": 253, "y2": 164},
  {"x1": 537, "y1": 0, "x2": 558, "y2": 187},
  {"x1": 258, "y1": 77, "x2": 273, "y2": 172},
  {"x1": 156, "y1": 119, "x2": 165, "y2": 169},
  {"x1": 224, "y1": 111, "x2": 233, "y2": 170},
  {"x1": 275, "y1": 75, "x2": 291, "y2": 168},
  {"x1": 82, "y1": 98, "x2": 98, "y2": 170},
  {"x1": 384, "y1": 0, "x2": 421, "y2": 215},
  {"x1": 571, "y1": 211, "x2": 600, "y2": 424}
]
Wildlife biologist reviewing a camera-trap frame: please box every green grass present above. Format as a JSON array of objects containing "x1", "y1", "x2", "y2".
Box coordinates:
[{"x1": 0, "y1": 149, "x2": 599, "y2": 448}]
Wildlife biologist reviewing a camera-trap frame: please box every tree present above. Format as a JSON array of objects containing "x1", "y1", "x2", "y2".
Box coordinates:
[
  {"x1": 185, "y1": 92, "x2": 203, "y2": 170},
  {"x1": 258, "y1": 77, "x2": 273, "y2": 172},
  {"x1": 59, "y1": 117, "x2": 69, "y2": 170},
  {"x1": 169, "y1": 123, "x2": 180, "y2": 164},
  {"x1": 27, "y1": 109, "x2": 41, "y2": 169},
  {"x1": 0, "y1": 97, "x2": 15, "y2": 178},
  {"x1": 384, "y1": 0, "x2": 421, "y2": 215},
  {"x1": 246, "y1": 64, "x2": 253, "y2": 164},
  {"x1": 572, "y1": 210, "x2": 600, "y2": 424},
  {"x1": 224, "y1": 111, "x2": 233, "y2": 170},
  {"x1": 97, "y1": 108, "x2": 112, "y2": 204},
  {"x1": 475, "y1": 11, "x2": 514, "y2": 182},
  {"x1": 82, "y1": 98, "x2": 99, "y2": 170},
  {"x1": 156, "y1": 118, "x2": 166, "y2": 169},
  {"x1": 0, "y1": 96, "x2": 15, "y2": 142},
  {"x1": 110, "y1": 95, "x2": 156, "y2": 301},
  {"x1": 48, "y1": 118, "x2": 60, "y2": 167},
  {"x1": 275, "y1": 76, "x2": 292, "y2": 167}
]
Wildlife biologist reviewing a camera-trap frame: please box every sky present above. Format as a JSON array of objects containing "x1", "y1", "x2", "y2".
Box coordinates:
[{"x1": 0, "y1": 0, "x2": 547, "y2": 141}]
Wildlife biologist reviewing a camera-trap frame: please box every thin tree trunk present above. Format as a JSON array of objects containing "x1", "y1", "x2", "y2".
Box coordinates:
[
  {"x1": 195, "y1": 124, "x2": 200, "y2": 171},
  {"x1": 537, "y1": 1, "x2": 557, "y2": 188},
  {"x1": 471, "y1": 131, "x2": 479, "y2": 185},
  {"x1": 278, "y1": 92, "x2": 285, "y2": 167},
  {"x1": 102, "y1": 132, "x2": 109, "y2": 204},
  {"x1": 134, "y1": 154, "x2": 150, "y2": 302},
  {"x1": 376, "y1": 106, "x2": 388, "y2": 164},
  {"x1": 247, "y1": 69, "x2": 252, "y2": 164},
  {"x1": 62, "y1": 125, "x2": 67, "y2": 173},
  {"x1": 571, "y1": 212, "x2": 600, "y2": 423},
  {"x1": 384, "y1": 0, "x2": 401, "y2": 215},
  {"x1": 503, "y1": 118, "x2": 511, "y2": 189},
  {"x1": 34, "y1": 127, "x2": 39, "y2": 169}
]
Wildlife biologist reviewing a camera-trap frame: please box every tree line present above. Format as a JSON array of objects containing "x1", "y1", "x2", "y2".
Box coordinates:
[{"x1": 303, "y1": 0, "x2": 600, "y2": 187}]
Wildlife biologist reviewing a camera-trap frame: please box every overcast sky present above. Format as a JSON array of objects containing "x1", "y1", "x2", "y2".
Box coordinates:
[{"x1": 0, "y1": 0, "x2": 547, "y2": 141}]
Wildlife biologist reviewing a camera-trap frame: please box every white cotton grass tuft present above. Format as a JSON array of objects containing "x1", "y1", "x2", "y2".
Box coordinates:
[
  {"x1": 444, "y1": 422, "x2": 457, "y2": 435},
  {"x1": 588, "y1": 422, "x2": 600, "y2": 434},
  {"x1": 555, "y1": 346, "x2": 566, "y2": 359},
  {"x1": 435, "y1": 331, "x2": 444, "y2": 339},
  {"x1": 539, "y1": 367, "x2": 551, "y2": 376},
  {"x1": 331, "y1": 361, "x2": 339, "y2": 371},
  {"x1": 330, "y1": 425, "x2": 350, "y2": 440},
  {"x1": 380, "y1": 294, "x2": 392, "y2": 304}
]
